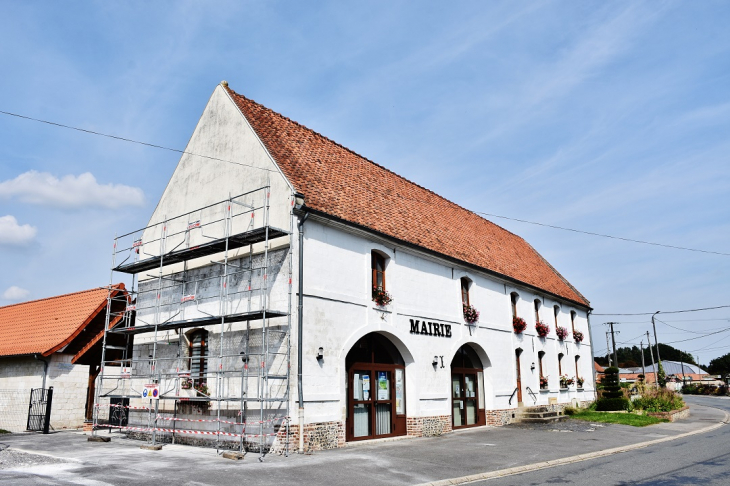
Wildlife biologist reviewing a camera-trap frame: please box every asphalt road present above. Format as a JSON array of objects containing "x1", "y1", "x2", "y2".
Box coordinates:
[
  {"x1": 0, "y1": 396, "x2": 727, "y2": 485},
  {"x1": 476, "y1": 396, "x2": 730, "y2": 486}
]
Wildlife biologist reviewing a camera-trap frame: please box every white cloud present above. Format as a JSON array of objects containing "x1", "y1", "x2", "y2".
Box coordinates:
[
  {"x1": 0, "y1": 171, "x2": 145, "y2": 209},
  {"x1": 2, "y1": 286, "x2": 30, "y2": 302},
  {"x1": 0, "y1": 215, "x2": 37, "y2": 246}
]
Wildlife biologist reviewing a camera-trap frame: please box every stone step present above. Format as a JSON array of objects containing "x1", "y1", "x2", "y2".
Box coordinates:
[
  {"x1": 520, "y1": 411, "x2": 562, "y2": 419},
  {"x1": 519, "y1": 415, "x2": 568, "y2": 424}
]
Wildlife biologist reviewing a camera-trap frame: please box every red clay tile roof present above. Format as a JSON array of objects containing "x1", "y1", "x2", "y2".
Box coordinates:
[
  {"x1": 0, "y1": 285, "x2": 124, "y2": 357},
  {"x1": 226, "y1": 86, "x2": 589, "y2": 307}
]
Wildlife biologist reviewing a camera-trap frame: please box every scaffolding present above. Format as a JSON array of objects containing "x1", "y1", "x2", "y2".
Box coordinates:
[{"x1": 92, "y1": 185, "x2": 293, "y2": 460}]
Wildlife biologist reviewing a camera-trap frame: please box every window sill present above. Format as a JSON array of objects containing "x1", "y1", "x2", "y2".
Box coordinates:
[
  {"x1": 559, "y1": 387, "x2": 569, "y2": 391},
  {"x1": 539, "y1": 388, "x2": 550, "y2": 393}
]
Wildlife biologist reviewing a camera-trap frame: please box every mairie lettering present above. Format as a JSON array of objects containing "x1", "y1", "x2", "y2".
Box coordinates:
[{"x1": 409, "y1": 319, "x2": 451, "y2": 338}]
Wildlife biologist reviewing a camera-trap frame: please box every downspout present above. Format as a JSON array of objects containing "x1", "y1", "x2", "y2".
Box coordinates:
[
  {"x1": 586, "y1": 310, "x2": 597, "y2": 402},
  {"x1": 296, "y1": 205, "x2": 308, "y2": 453},
  {"x1": 34, "y1": 354, "x2": 50, "y2": 390}
]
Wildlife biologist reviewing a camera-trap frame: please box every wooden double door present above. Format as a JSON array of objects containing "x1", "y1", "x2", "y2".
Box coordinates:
[
  {"x1": 348, "y1": 363, "x2": 406, "y2": 441},
  {"x1": 451, "y1": 368, "x2": 485, "y2": 428},
  {"x1": 451, "y1": 344, "x2": 486, "y2": 429}
]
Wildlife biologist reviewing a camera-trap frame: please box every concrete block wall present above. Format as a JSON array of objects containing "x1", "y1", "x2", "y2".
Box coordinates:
[{"x1": 0, "y1": 354, "x2": 89, "y2": 432}]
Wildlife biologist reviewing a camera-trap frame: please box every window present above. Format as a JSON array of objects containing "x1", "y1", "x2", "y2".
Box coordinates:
[
  {"x1": 460, "y1": 277, "x2": 471, "y2": 306},
  {"x1": 372, "y1": 252, "x2": 386, "y2": 291},
  {"x1": 558, "y1": 353, "x2": 564, "y2": 376},
  {"x1": 511, "y1": 293, "x2": 519, "y2": 318},
  {"x1": 554, "y1": 305, "x2": 560, "y2": 328},
  {"x1": 570, "y1": 311, "x2": 577, "y2": 333},
  {"x1": 538, "y1": 351, "x2": 545, "y2": 377},
  {"x1": 534, "y1": 299, "x2": 541, "y2": 323},
  {"x1": 189, "y1": 329, "x2": 208, "y2": 384},
  {"x1": 575, "y1": 355, "x2": 580, "y2": 382}
]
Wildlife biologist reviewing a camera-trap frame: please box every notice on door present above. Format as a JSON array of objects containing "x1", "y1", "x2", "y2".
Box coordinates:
[
  {"x1": 377, "y1": 371, "x2": 389, "y2": 400},
  {"x1": 362, "y1": 374, "x2": 370, "y2": 401}
]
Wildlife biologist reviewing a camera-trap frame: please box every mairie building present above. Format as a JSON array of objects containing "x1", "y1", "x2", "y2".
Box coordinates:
[{"x1": 120, "y1": 81, "x2": 595, "y2": 452}]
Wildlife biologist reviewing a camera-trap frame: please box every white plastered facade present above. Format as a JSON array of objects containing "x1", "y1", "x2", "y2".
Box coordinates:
[{"x1": 127, "y1": 84, "x2": 595, "y2": 446}]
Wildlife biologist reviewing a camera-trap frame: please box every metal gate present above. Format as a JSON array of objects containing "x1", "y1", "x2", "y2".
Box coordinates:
[{"x1": 27, "y1": 387, "x2": 53, "y2": 433}]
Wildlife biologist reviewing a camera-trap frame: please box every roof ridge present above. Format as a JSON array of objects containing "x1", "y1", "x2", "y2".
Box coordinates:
[
  {"x1": 0, "y1": 283, "x2": 124, "y2": 310},
  {"x1": 225, "y1": 87, "x2": 520, "y2": 235}
]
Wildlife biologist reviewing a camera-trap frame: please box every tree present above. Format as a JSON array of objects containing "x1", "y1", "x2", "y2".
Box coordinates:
[
  {"x1": 708, "y1": 353, "x2": 730, "y2": 377},
  {"x1": 596, "y1": 366, "x2": 629, "y2": 411},
  {"x1": 657, "y1": 361, "x2": 667, "y2": 388},
  {"x1": 596, "y1": 343, "x2": 697, "y2": 368}
]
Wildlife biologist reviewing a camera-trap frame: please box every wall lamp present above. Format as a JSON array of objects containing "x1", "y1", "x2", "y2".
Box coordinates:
[
  {"x1": 530, "y1": 362, "x2": 536, "y2": 372},
  {"x1": 240, "y1": 352, "x2": 248, "y2": 364},
  {"x1": 316, "y1": 347, "x2": 324, "y2": 362},
  {"x1": 433, "y1": 356, "x2": 439, "y2": 368}
]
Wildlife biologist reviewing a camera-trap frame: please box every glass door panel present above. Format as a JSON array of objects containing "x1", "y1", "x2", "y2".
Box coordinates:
[
  {"x1": 465, "y1": 374, "x2": 477, "y2": 425},
  {"x1": 375, "y1": 404, "x2": 391, "y2": 435},
  {"x1": 466, "y1": 401, "x2": 477, "y2": 425},
  {"x1": 353, "y1": 404, "x2": 371, "y2": 437},
  {"x1": 374, "y1": 370, "x2": 391, "y2": 436},
  {"x1": 452, "y1": 374, "x2": 464, "y2": 427},
  {"x1": 465, "y1": 375, "x2": 476, "y2": 398}
]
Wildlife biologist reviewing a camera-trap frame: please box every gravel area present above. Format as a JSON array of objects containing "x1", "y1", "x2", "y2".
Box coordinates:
[{"x1": 0, "y1": 445, "x2": 68, "y2": 470}]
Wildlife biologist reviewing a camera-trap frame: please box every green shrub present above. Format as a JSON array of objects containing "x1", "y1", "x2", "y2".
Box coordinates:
[
  {"x1": 563, "y1": 406, "x2": 577, "y2": 416},
  {"x1": 601, "y1": 367, "x2": 624, "y2": 399},
  {"x1": 633, "y1": 388, "x2": 684, "y2": 412},
  {"x1": 595, "y1": 397, "x2": 630, "y2": 411}
]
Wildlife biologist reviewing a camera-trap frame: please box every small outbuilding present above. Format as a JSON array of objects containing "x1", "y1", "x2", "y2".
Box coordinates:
[{"x1": 0, "y1": 284, "x2": 128, "y2": 432}]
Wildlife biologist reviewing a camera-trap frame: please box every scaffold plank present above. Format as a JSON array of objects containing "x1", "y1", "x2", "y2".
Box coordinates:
[
  {"x1": 107, "y1": 309, "x2": 288, "y2": 335},
  {"x1": 114, "y1": 226, "x2": 289, "y2": 274}
]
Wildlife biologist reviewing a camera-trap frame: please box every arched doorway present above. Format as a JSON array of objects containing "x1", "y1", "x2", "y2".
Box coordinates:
[
  {"x1": 451, "y1": 344, "x2": 486, "y2": 428},
  {"x1": 346, "y1": 333, "x2": 406, "y2": 441}
]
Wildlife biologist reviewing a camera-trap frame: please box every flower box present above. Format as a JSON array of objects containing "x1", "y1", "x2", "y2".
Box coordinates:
[
  {"x1": 573, "y1": 330, "x2": 584, "y2": 343},
  {"x1": 535, "y1": 321, "x2": 550, "y2": 338},
  {"x1": 513, "y1": 316, "x2": 527, "y2": 334},
  {"x1": 559, "y1": 375, "x2": 575, "y2": 388},
  {"x1": 463, "y1": 304, "x2": 479, "y2": 324},
  {"x1": 372, "y1": 288, "x2": 392, "y2": 306},
  {"x1": 556, "y1": 326, "x2": 568, "y2": 341}
]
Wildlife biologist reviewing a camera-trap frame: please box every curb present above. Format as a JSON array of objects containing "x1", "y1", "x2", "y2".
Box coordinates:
[{"x1": 414, "y1": 407, "x2": 730, "y2": 486}]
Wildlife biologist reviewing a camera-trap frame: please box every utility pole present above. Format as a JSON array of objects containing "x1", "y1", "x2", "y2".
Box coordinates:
[
  {"x1": 680, "y1": 359, "x2": 687, "y2": 387},
  {"x1": 647, "y1": 331, "x2": 657, "y2": 385},
  {"x1": 652, "y1": 311, "x2": 662, "y2": 364},
  {"x1": 605, "y1": 332, "x2": 613, "y2": 367},
  {"x1": 640, "y1": 340, "x2": 646, "y2": 378},
  {"x1": 608, "y1": 322, "x2": 619, "y2": 368}
]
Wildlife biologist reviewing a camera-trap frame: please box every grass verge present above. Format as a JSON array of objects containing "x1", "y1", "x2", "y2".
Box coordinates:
[
  {"x1": 0, "y1": 429, "x2": 11, "y2": 434},
  {"x1": 569, "y1": 411, "x2": 667, "y2": 427}
]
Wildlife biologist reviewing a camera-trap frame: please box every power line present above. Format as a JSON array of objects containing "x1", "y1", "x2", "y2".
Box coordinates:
[
  {"x1": 0, "y1": 110, "x2": 278, "y2": 174},
  {"x1": 2, "y1": 109, "x2": 729, "y2": 258},
  {"x1": 593, "y1": 305, "x2": 730, "y2": 316},
  {"x1": 662, "y1": 327, "x2": 730, "y2": 345},
  {"x1": 656, "y1": 318, "x2": 725, "y2": 335}
]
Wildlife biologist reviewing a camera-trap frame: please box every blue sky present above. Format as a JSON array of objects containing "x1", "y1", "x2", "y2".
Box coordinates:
[{"x1": 1, "y1": 1, "x2": 729, "y2": 363}]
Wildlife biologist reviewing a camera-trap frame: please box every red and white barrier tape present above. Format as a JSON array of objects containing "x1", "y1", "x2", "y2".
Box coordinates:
[
  {"x1": 156, "y1": 415, "x2": 289, "y2": 426},
  {"x1": 96, "y1": 403, "x2": 152, "y2": 411},
  {"x1": 96, "y1": 424, "x2": 279, "y2": 439}
]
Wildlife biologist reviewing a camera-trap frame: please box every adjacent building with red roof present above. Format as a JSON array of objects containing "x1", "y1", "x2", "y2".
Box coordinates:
[{"x1": 0, "y1": 285, "x2": 128, "y2": 432}]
